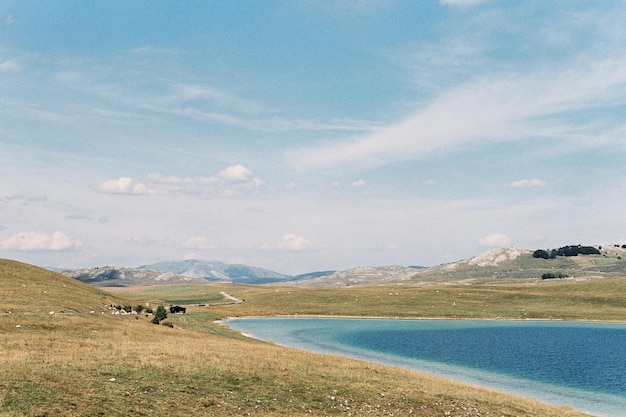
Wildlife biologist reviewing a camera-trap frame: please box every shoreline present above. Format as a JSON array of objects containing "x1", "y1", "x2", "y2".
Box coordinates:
[
  {"x1": 223, "y1": 316, "x2": 626, "y2": 417},
  {"x1": 219, "y1": 313, "x2": 626, "y2": 323}
]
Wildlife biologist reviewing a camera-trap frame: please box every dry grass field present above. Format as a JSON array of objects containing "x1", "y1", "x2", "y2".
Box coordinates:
[{"x1": 2, "y1": 259, "x2": 617, "y2": 416}]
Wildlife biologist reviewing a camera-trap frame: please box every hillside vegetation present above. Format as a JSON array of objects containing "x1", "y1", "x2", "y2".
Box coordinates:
[
  {"x1": 0, "y1": 259, "x2": 608, "y2": 416},
  {"x1": 408, "y1": 246, "x2": 626, "y2": 285},
  {"x1": 0, "y1": 259, "x2": 119, "y2": 314}
]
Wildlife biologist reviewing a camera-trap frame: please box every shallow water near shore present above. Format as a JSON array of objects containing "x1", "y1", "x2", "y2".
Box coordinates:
[{"x1": 225, "y1": 317, "x2": 626, "y2": 417}]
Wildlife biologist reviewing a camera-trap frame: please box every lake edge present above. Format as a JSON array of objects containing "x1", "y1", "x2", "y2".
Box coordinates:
[{"x1": 224, "y1": 316, "x2": 626, "y2": 417}]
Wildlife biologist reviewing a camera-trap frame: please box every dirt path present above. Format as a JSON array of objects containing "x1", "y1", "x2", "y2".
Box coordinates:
[{"x1": 220, "y1": 291, "x2": 243, "y2": 303}]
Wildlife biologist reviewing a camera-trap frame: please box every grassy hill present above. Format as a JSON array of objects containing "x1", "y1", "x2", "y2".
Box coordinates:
[
  {"x1": 0, "y1": 258, "x2": 119, "y2": 314},
  {"x1": 409, "y1": 247, "x2": 626, "y2": 284},
  {"x1": 0, "y1": 259, "x2": 596, "y2": 416}
]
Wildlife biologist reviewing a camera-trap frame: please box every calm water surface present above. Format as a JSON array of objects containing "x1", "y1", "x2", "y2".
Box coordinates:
[{"x1": 226, "y1": 318, "x2": 626, "y2": 417}]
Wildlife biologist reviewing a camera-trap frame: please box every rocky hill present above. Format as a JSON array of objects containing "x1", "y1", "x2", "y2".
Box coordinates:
[
  {"x1": 63, "y1": 265, "x2": 207, "y2": 287},
  {"x1": 289, "y1": 265, "x2": 420, "y2": 287},
  {"x1": 138, "y1": 259, "x2": 294, "y2": 284}
]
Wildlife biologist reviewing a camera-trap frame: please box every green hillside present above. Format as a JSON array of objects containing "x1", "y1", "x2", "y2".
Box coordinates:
[
  {"x1": 410, "y1": 247, "x2": 626, "y2": 284},
  {"x1": 0, "y1": 258, "x2": 119, "y2": 314}
]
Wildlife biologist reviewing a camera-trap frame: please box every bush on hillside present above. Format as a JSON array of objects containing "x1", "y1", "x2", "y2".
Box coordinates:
[
  {"x1": 533, "y1": 245, "x2": 600, "y2": 259},
  {"x1": 151, "y1": 305, "x2": 168, "y2": 325},
  {"x1": 155, "y1": 305, "x2": 167, "y2": 321},
  {"x1": 542, "y1": 272, "x2": 569, "y2": 279}
]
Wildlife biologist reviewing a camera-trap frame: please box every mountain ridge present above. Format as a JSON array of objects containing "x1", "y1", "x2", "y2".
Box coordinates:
[{"x1": 59, "y1": 244, "x2": 626, "y2": 288}]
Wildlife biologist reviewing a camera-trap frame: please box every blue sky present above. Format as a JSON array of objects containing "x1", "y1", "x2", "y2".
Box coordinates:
[{"x1": 2, "y1": 0, "x2": 626, "y2": 274}]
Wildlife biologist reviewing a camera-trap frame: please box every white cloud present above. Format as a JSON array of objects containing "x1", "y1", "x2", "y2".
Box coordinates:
[
  {"x1": 478, "y1": 233, "x2": 511, "y2": 247},
  {"x1": 263, "y1": 234, "x2": 312, "y2": 251},
  {"x1": 439, "y1": 0, "x2": 487, "y2": 6},
  {"x1": 278, "y1": 234, "x2": 312, "y2": 251},
  {"x1": 99, "y1": 177, "x2": 154, "y2": 194},
  {"x1": 351, "y1": 179, "x2": 366, "y2": 187},
  {"x1": 510, "y1": 179, "x2": 547, "y2": 188},
  {"x1": 183, "y1": 236, "x2": 209, "y2": 250},
  {"x1": 99, "y1": 165, "x2": 263, "y2": 196},
  {"x1": 217, "y1": 164, "x2": 254, "y2": 182},
  {"x1": 0, "y1": 231, "x2": 83, "y2": 251},
  {"x1": 0, "y1": 60, "x2": 22, "y2": 73}
]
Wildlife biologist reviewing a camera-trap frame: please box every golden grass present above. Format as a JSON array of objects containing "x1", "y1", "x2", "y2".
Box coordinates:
[
  {"x1": 0, "y1": 259, "x2": 118, "y2": 314},
  {"x1": 140, "y1": 278, "x2": 626, "y2": 322},
  {"x1": 1, "y1": 312, "x2": 589, "y2": 417}
]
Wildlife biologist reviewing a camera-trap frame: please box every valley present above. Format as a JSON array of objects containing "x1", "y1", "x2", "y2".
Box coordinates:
[{"x1": 3, "y1": 249, "x2": 626, "y2": 416}]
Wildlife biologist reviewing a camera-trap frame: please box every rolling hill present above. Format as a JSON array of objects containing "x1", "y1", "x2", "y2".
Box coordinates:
[
  {"x1": 289, "y1": 265, "x2": 419, "y2": 287},
  {"x1": 408, "y1": 245, "x2": 626, "y2": 285},
  {"x1": 0, "y1": 258, "x2": 118, "y2": 313}
]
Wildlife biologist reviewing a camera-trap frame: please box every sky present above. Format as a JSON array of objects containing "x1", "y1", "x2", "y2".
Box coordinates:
[{"x1": 2, "y1": 0, "x2": 626, "y2": 275}]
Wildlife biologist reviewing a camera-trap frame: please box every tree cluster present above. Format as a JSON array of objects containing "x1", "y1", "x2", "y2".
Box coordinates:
[
  {"x1": 532, "y1": 245, "x2": 601, "y2": 259},
  {"x1": 151, "y1": 305, "x2": 168, "y2": 325},
  {"x1": 541, "y1": 272, "x2": 569, "y2": 280}
]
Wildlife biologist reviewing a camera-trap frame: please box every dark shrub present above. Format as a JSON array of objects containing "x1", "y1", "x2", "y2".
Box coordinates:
[
  {"x1": 542, "y1": 272, "x2": 569, "y2": 279},
  {"x1": 155, "y1": 305, "x2": 168, "y2": 321}
]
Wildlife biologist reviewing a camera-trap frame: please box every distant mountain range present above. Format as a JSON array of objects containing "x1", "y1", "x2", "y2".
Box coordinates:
[
  {"x1": 61, "y1": 244, "x2": 626, "y2": 288},
  {"x1": 137, "y1": 259, "x2": 295, "y2": 284},
  {"x1": 63, "y1": 259, "x2": 337, "y2": 287},
  {"x1": 63, "y1": 265, "x2": 207, "y2": 287}
]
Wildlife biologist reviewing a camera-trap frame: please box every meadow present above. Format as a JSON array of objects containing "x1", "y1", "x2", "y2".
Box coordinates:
[{"x1": 3, "y1": 259, "x2": 623, "y2": 416}]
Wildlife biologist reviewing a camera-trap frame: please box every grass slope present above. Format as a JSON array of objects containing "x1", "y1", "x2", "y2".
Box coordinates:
[
  {"x1": 0, "y1": 259, "x2": 119, "y2": 314},
  {"x1": 411, "y1": 250, "x2": 626, "y2": 284},
  {"x1": 136, "y1": 279, "x2": 626, "y2": 322},
  {"x1": 0, "y1": 259, "x2": 599, "y2": 416}
]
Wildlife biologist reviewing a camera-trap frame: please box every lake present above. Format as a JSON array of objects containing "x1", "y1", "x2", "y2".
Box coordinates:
[{"x1": 225, "y1": 317, "x2": 626, "y2": 417}]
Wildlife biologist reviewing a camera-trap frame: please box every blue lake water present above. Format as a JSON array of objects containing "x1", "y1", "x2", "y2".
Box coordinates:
[{"x1": 225, "y1": 318, "x2": 626, "y2": 417}]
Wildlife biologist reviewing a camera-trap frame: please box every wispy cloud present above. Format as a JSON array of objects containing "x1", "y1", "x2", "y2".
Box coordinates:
[
  {"x1": 439, "y1": 0, "x2": 488, "y2": 6},
  {"x1": 289, "y1": 56, "x2": 626, "y2": 170},
  {"x1": 163, "y1": 83, "x2": 270, "y2": 117},
  {"x1": 511, "y1": 179, "x2": 547, "y2": 188},
  {"x1": 0, "y1": 60, "x2": 22, "y2": 73},
  {"x1": 42, "y1": 63, "x2": 375, "y2": 134},
  {"x1": 0, "y1": 231, "x2": 83, "y2": 251},
  {"x1": 183, "y1": 236, "x2": 210, "y2": 250}
]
